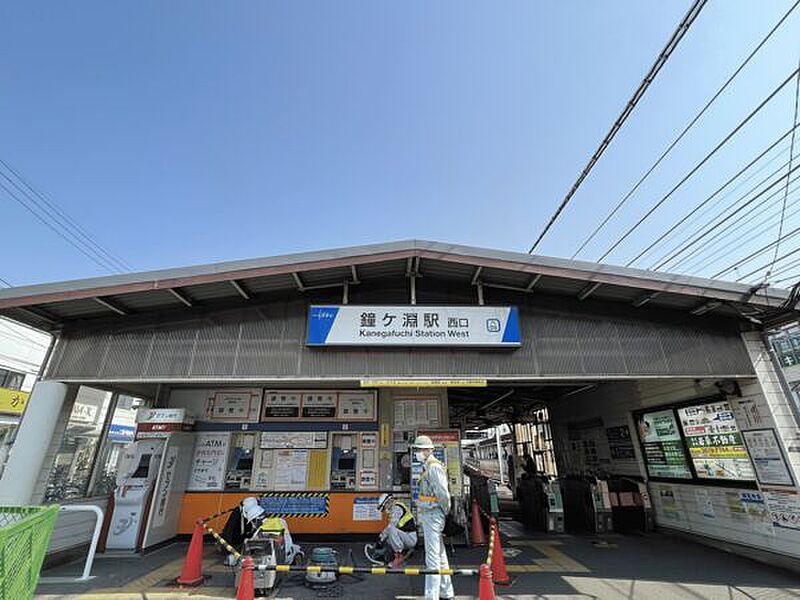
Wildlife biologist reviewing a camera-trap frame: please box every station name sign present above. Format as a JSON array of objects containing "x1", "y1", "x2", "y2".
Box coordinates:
[{"x1": 307, "y1": 305, "x2": 521, "y2": 347}]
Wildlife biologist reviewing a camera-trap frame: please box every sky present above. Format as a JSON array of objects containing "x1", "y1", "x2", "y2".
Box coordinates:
[{"x1": 1, "y1": 1, "x2": 799, "y2": 286}]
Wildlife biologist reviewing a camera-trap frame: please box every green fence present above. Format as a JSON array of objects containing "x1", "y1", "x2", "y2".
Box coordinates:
[{"x1": 0, "y1": 505, "x2": 59, "y2": 600}]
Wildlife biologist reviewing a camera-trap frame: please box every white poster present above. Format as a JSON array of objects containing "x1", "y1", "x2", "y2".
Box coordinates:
[
  {"x1": 695, "y1": 488, "x2": 715, "y2": 519},
  {"x1": 337, "y1": 392, "x2": 376, "y2": 421},
  {"x1": 206, "y1": 389, "x2": 262, "y2": 422},
  {"x1": 743, "y1": 429, "x2": 794, "y2": 486},
  {"x1": 764, "y1": 488, "x2": 800, "y2": 531},
  {"x1": 274, "y1": 449, "x2": 309, "y2": 490},
  {"x1": 187, "y1": 432, "x2": 230, "y2": 491},
  {"x1": 740, "y1": 491, "x2": 774, "y2": 536},
  {"x1": 251, "y1": 447, "x2": 275, "y2": 491},
  {"x1": 260, "y1": 431, "x2": 328, "y2": 449},
  {"x1": 353, "y1": 496, "x2": 382, "y2": 521}
]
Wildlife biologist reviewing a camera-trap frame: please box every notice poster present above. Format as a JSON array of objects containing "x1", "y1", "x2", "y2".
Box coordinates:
[
  {"x1": 353, "y1": 497, "x2": 382, "y2": 521},
  {"x1": 678, "y1": 401, "x2": 756, "y2": 481},
  {"x1": 188, "y1": 432, "x2": 230, "y2": 491},
  {"x1": 262, "y1": 392, "x2": 301, "y2": 419},
  {"x1": 260, "y1": 431, "x2": 328, "y2": 449},
  {"x1": 636, "y1": 410, "x2": 692, "y2": 479},
  {"x1": 740, "y1": 491, "x2": 774, "y2": 536},
  {"x1": 302, "y1": 392, "x2": 337, "y2": 419},
  {"x1": 606, "y1": 425, "x2": 636, "y2": 460},
  {"x1": 206, "y1": 389, "x2": 262, "y2": 422},
  {"x1": 743, "y1": 429, "x2": 794, "y2": 486},
  {"x1": 695, "y1": 488, "x2": 715, "y2": 519},
  {"x1": 658, "y1": 486, "x2": 681, "y2": 520},
  {"x1": 337, "y1": 392, "x2": 376, "y2": 421},
  {"x1": 251, "y1": 447, "x2": 275, "y2": 490},
  {"x1": 261, "y1": 493, "x2": 329, "y2": 517},
  {"x1": 764, "y1": 488, "x2": 800, "y2": 531},
  {"x1": 393, "y1": 396, "x2": 441, "y2": 429},
  {"x1": 274, "y1": 449, "x2": 309, "y2": 490}
]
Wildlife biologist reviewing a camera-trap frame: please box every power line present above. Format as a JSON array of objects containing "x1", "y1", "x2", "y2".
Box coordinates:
[
  {"x1": 656, "y1": 162, "x2": 800, "y2": 275},
  {"x1": 0, "y1": 177, "x2": 122, "y2": 273},
  {"x1": 572, "y1": 0, "x2": 800, "y2": 259},
  {"x1": 528, "y1": 0, "x2": 708, "y2": 253},
  {"x1": 627, "y1": 126, "x2": 798, "y2": 267},
  {"x1": 654, "y1": 149, "x2": 797, "y2": 271},
  {"x1": 0, "y1": 159, "x2": 133, "y2": 273},
  {"x1": 735, "y1": 243, "x2": 800, "y2": 282},
  {"x1": 0, "y1": 277, "x2": 11, "y2": 287},
  {"x1": 597, "y1": 66, "x2": 800, "y2": 263},
  {"x1": 714, "y1": 216, "x2": 800, "y2": 279},
  {"x1": 766, "y1": 59, "x2": 800, "y2": 280}
]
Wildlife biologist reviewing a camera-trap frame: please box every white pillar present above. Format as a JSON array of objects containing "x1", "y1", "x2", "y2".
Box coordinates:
[{"x1": 0, "y1": 381, "x2": 69, "y2": 504}]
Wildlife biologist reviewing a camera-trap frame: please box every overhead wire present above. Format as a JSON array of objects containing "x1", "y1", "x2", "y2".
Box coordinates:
[
  {"x1": 765, "y1": 59, "x2": 800, "y2": 280},
  {"x1": 528, "y1": 0, "x2": 709, "y2": 253},
  {"x1": 653, "y1": 149, "x2": 798, "y2": 271},
  {"x1": 713, "y1": 216, "x2": 800, "y2": 279},
  {"x1": 626, "y1": 125, "x2": 799, "y2": 267},
  {"x1": 0, "y1": 159, "x2": 132, "y2": 273},
  {"x1": 572, "y1": 0, "x2": 800, "y2": 259},
  {"x1": 595, "y1": 66, "x2": 800, "y2": 263},
  {"x1": 0, "y1": 174, "x2": 123, "y2": 274}
]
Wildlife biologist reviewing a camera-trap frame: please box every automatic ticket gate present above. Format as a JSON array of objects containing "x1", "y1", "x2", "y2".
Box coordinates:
[
  {"x1": 517, "y1": 476, "x2": 564, "y2": 533},
  {"x1": 560, "y1": 476, "x2": 613, "y2": 535}
]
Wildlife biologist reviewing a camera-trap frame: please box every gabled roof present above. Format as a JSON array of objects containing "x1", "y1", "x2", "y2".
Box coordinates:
[{"x1": 0, "y1": 239, "x2": 790, "y2": 330}]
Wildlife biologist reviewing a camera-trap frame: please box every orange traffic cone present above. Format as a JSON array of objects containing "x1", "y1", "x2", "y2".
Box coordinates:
[
  {"x1": 176, "y1": 520, "x2": 205, "y2": 586},
  {"x1": 471, "y1": 500, "x2": 487, "y2": 546},
  {"x1": 489, "y1": 519, "x2": 512, "y2": 586},
  {"x1": 478, "y1": 563, "x2": 497, "y2": 600},
  {"x1": 236, "y1": 556, "x2": 255, "y2": 600}
]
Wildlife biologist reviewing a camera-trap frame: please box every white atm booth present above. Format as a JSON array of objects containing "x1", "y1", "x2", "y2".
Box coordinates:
[{"x1": 106, "y1": 409, "x2": 195, "y2": 551}]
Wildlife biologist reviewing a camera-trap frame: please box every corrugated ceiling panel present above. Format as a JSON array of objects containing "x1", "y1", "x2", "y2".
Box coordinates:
[
  {"x1": 241, "y1": 274, "x2": 296, "y2": 293},
  {"x1": 300, "y1": 267, "x2": 351, "y2": 286},
  {"x1": 110, "y1": 290, "x2": 181, "y2": 310},
  {"x1": 183, "y1": 282, "x2": 241, "y2": 302},
  {"x1": 41, "y1": 299, "x2": 108, "y2": 318}
]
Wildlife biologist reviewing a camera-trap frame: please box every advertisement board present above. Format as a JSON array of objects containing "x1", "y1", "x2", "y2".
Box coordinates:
[
  {"x1": 307, "y1": 305, "x2": 521, "y2": 347},
  {"x1": 677, "y1": 401, "x2": 755, "y2": 481},
  {"x1": 187, "y1": 432, "x2": 230, "y2": 491},
  {"x1": 742, "y1": 429, "x2": 794, "y2": 486},
  {"x1": 636, "y1": 409, "x2": 692, "y2": 479}
]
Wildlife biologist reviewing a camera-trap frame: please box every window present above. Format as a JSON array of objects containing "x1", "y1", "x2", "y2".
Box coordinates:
[
  {"x1": 0, "y1": 369, "x2": 25, "y2": 391},
  {"x1": 634, "y1": 395, "x2": 758, "y2": 488},
  {"x1": 44, "y1": 387, "x2": 113, "y2": 502},
  {"x1": 90, "y1": 395, "x2": 143, "y2": 497}
]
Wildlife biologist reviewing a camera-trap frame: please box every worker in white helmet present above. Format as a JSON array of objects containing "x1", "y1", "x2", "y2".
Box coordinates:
[
  {"x1": 365, "y1": 493, "x2": 417, "y2": 567},
  {"x1": 414, "y1": 434, "x2": 454, "y2": 600}
]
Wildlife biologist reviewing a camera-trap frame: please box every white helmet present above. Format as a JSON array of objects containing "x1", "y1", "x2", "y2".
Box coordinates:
[
  {"x1": 242, "y1": 497, "x2": 265, "y2": 523},
  {"x1": 377, "y1": 493, "x2": 394, "y2": 511}
]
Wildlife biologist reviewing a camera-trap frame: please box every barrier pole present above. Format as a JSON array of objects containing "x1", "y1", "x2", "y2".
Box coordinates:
[{"x1": 39, "y1": 504, "x2": 104, "y2": 583}]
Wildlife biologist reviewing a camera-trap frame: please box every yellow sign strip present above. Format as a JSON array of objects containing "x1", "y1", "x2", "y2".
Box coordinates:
[{"x1": 360, "y1": 378, "x2": 487, "y2": 388}]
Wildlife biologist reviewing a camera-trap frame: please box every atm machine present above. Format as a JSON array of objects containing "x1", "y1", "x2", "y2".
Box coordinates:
[{"x1": 106, "y1": 409, "x2": 195, "y2": 551}]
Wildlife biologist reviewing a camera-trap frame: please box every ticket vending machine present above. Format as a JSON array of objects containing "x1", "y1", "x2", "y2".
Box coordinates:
[{"x1": 106, "y1": 409, "x2": 195, "y2": 551}]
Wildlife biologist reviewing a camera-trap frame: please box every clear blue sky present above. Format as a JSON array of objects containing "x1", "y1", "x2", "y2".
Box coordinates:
[{"x1": 1, "y1": 1, "x2": 799, "y2": 285}]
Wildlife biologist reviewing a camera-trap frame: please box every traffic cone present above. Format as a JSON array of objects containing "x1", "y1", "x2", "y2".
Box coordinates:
[
  {"x1": 478, "y1": 563, "x2": 497, "y2": 600},
  {"x1": 176, "y1": 520, "x2": 205, "y2": 586},
  {"x1": 489, "y1": 520, "x2": 512, "y2": 586},
  {"x1": 471, "y1": 500, "x2": 487, "y2": 546},
  {"x1": 236, "y1": 556, "x2": 255, "y2": 600}
]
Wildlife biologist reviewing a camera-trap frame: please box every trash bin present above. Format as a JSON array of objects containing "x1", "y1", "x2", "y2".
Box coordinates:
[{"x1": 0, "y1": 505, "x2": 59, "y2": 600}]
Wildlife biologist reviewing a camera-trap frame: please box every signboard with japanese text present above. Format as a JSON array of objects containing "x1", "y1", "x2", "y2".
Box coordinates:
[
  {"x1": 187, "y1": 432, "x2": 230, "y2": 491},
  {"x1": 636, "y1": 410, "x2": 693, "y2": 479},
  {"x1": 260, "y1": 431, "x2": 328, "y2": 449},
  {"x1": 0, "y1": 387, "x2": 29, "y2": 416},
  {"x1": 262, "y1": 392, "x2": 301, "y2": 419},
  {"x1": 206, "y1": 389, "x2": 262, "y2": 422},
  {"x1": 742, "y1": 429, "x2": 794, "y2": 486},
  {"x1": 336, "y1": 392, "x2": 376, "y2": 421},
  {"x1": 307, "y1": 305, "x2": 521, "y2": 347},
  {"x1": 678, "y1": 401, "x2": 756, "y2": 481},
  {"x1": 301, "y1": 392, "x2": 337, "y2": 419},
  {"x1": 606, "y1": 425, "x2": 635, "y2": 460},
  {"x1": 763, "y1": 488, "x2": 800, "y2": 531}
]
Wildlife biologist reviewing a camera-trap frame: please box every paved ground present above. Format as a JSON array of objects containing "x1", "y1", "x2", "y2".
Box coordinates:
[{"x1": 36, "y1": 521, "x2": 800, "y2": 600}]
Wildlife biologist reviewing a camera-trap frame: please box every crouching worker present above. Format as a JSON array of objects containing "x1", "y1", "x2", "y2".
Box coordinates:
[{"x1": 365, "y1": 493, "x2": 417, "y2": 567}]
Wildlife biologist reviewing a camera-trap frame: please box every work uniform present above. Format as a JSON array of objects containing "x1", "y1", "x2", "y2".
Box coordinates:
[
  {"x1": 381, "y1": 500, "x2": 418, "y2": 553},
  {"x1": 417, "y1": 454, "x2": 454, "y2": 600}
]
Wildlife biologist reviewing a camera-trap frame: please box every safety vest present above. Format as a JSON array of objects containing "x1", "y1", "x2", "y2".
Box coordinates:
[{"x1": 395, "y1": 501, "x2": 416, "y2": 532}]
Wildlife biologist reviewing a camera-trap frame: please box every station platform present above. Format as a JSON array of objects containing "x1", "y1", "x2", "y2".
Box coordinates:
[{"x1": 35, "y1": 519, "x2": 800, "y2": 600}]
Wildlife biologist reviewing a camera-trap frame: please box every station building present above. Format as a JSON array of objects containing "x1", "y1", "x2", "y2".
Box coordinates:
[{"x1": 0, "y1": 240, "x2": 798, "y2": 566}]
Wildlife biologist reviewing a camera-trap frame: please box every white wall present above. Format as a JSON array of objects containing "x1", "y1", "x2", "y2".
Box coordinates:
[
  {"x1": 549, "y1": 373, "x2": 800, "y2": 560},
  {"x1": 0, "y1": 318, "x2": 50, "y2": 390}
]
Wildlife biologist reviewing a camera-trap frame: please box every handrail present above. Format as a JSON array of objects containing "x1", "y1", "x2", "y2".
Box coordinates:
[{"x1": 39, "y1": 504, "x2": 104, "y2": 583}]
